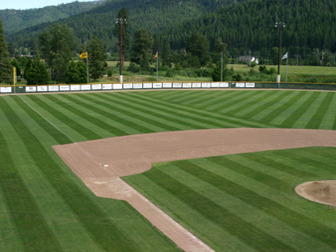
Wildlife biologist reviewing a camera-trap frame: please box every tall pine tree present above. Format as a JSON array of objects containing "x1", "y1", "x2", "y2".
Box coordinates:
[
  {"x1": 87, "y1": 35, "x2": 107, "y2": 80},
  {"x1": 0, "y1": 18, "x2": 13, "y2": 84}
]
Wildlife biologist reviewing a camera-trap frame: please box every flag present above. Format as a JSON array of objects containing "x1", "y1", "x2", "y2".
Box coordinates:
[
  {"x1": 281, "y1": 52, "x2": 288, "y2": 60},
  {"x1": 153, "y1": 51, "x2": 158, "y2": 58},
  {"x1": 79, "y1": 52, "x2": 88, "y2": 59}
]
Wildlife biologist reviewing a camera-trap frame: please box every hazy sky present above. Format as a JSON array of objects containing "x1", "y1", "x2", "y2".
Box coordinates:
[{"x1": 0, "y1": 0, "x2": 94, "y2": 10}]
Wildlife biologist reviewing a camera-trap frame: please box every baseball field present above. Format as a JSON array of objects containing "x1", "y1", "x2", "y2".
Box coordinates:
[{"x1": 1, "y1": 89, "x2": 336, "y2": 251}]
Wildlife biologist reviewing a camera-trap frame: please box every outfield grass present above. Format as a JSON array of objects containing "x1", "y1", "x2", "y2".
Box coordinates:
[{"x1": 0, "y1": 89, "x2": 336, "y2": 251}]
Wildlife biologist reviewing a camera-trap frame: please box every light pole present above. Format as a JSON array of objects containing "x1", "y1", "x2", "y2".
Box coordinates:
[
  {"x1": 275, "y1": 22, "x2": 285, "y2": 87},
  {"x1": 116, "y1": 17, "x2": 127, "y2": 83}
]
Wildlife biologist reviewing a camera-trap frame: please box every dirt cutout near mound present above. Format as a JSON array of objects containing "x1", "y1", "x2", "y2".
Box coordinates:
[
  {"x1": 295, "y1": 181, "x2": 336, "y2": 206},
  {"x1": 53, "y1": 128, "x2": 336, "y2": 252}
]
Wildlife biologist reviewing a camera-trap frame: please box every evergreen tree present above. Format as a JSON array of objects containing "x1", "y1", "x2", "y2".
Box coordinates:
[
  {"x1": 26, "y1": 55, "x2": 50, "y2": 85},
  {"x1": 7, "y1": 41, "x2": 15, "y2": 57},
  {"x1": 131, "y1": 29, "x2": 154, "y2": 70},
  {"x1": 24, "y1": 58, "x2": 32, "y2": 80},
  {"x1": 87, "y1": 35, "x2": 107, "y2": 80},
  {"x1": 186, "y1": 31, "x2": 210, "y2": 67},
  {"x1": 114, "y1": 7, "x2": 131, "y2": 61},
  {"x1": 30, "y1": 38, "x2": 38, "y2": 56},
  {"x1": 10, "y1": 59, "x2": 21, "y2": 77},
  {"x1": 64, "y1": 60, "x2": 87, "y2": 84},
  {"x1": 0, "y1": 18, "x2": 13, "y2": 84},
  {"x1": 38, "y1": 23, "x2": 76, "y2": 83},
  {"x1": 162, "y1": 42, "x2": 171, "y2": 65}
]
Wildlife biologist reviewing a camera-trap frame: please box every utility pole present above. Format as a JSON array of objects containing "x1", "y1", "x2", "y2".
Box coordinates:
[
  {"x1": 275, "y1": 22, "x2": 285, "y2": 87},
  {"x1": 116, "y1": 17, "x2": 127, "y2": 83}
]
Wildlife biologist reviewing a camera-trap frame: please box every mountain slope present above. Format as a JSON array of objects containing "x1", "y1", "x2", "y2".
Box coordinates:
[
  {"x1": 5, "y1": 0, "x2": 243, "y2": 50},
  {"x1": 0, "y1": 1, "x2": 102, "y2": 35}
]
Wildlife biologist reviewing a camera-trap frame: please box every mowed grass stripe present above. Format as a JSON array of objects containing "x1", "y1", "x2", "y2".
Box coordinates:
[
  {"x1": 206, "y1": 90, "x2": 255, "y2": 111},
  {"x1": 271, "y1": 91, "x2": 318, "y2": 127},
  {"x1": 124, "y1": 92, "x2": 269, "y2": 128},
  {"x1": 306, "y1": 92, "x2": 335, "y2": 129},
  {"x1": 61, "y1": 93, "x2": 160, "y2": 134},
  {"x1": 98, "y1": 92, "x2": 232, "y2": 129},
  {"x1": 141, "y1": 168, "x2": 294, "y2": 251},
  {"x1": 293, "y1": 92, "x2": 328, "y2": 128},
  {"x1": 95, "y1": 92, "x2": 209, "y2": 130},
  {"x1": 319, "y1": 92, "x2": 336, "y2": 129},
  {"x1": 172, "y1": 90, "x2": 232, "y2": 107},
  {"x1": 0, "y1": 102, "x2": 63, "y2": 252},
  {"x1": 207, "y1": 155, "x2": 304, "y2": 192},
  {"x1": 11, "y1": 96, "x2": 73, "y2": 144},
  {"x1": 123, "y1": 172, "x2": 256, "y2": 252},
  {"x1": 43, "y1": 94, "x2": 128, "y2": 137},
  {"x1": 26, "y1": 95, "x2": 102, "y2": 140},
  {"x1": 0, "y1": 99, "x2": 141, "y2": 252},
  {"x1": 165, "y1": 90, "x2": 212, "y2": 104},
  {"x1": 251, "y1": 91, "x2": 303, "y2": 122},
  {"x1": 160, "y1": 163, "x2": 331, "y2": 252},
  {"x1": 238, "y1": 152, "x2": 318, "y2": 179},
  {"x1": 179, "y1": 157, "x2": 336, "y2": 248},
  {"x1": 275, "y1": 148, "x2": 336, "y2": 174},
  {"x1": 193, "y1": 91, "x2": 238, "y2": 108},
  {"x1": 75, "y1": 93, "x2": 183, "y2": 132},
  {"x1": 187, "y1": 155, "x2": 336, "y2": 222},
  {"x1": 235, "y1": 91, "x2": 291, "y2": 118},
  {"x1": 0, "y1": 99, "x2": 105, "y2": 252},
  {"x1": 35, "y1": 95, "x2": 113, "y2": 139},
  {"x1": 220, "y1": 90, "x2": 274, "y2": 115}
]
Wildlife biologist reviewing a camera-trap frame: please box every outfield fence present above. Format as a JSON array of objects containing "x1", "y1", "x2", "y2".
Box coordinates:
[{"x1": 1, "y1": 81, "x2": 336, "y2": 94}]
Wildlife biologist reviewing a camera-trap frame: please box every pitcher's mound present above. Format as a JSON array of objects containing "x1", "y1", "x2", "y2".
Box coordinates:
[{"x1": 295, "y1": 181, "x2": 336, "y2": 206}]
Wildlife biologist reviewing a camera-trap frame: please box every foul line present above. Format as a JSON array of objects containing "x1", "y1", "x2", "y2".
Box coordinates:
[{"x1": 17, "y1": 95, "x2": 76, "y2": 143}]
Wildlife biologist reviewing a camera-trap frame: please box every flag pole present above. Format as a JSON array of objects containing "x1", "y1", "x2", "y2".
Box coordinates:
[{"x1": 157, "y1": 51, "x2": 158, "y2": 82}]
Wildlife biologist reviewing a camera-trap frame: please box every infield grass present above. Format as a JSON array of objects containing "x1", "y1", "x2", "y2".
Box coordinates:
[
  {"x1": 124, "y1": 147, "x2": 336, "y2": 251},
  {"x1": 0, "y1": 89, "x2": 336, "y2": 251}
]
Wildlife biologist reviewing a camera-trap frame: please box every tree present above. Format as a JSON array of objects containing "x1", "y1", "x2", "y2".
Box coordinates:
[
  {"x1": 30, "y1": 38, "x2": 38, "y2": 56},
  {"x1": 186, "y1": 31, "x2": 210, "y2": 67},
  {"x1": 0, "y1": 18, "x2": 13, "y2": 84},
  {"x1": 24, "y1": 58, "x2": 32, "y2": 79},
  {"x1": 10, "y1": 59, "x2": 21, "y2": 77},
  {"x1": 114, "y1": 8, "x2": 131, "y2": 62},
  {"x1": 162, "y1": 42, "x2": 171, "y2": 65},
  {"x1": 7, "y1": 41, "x2": 15, "y2": 57},
  {"x1": 38, "y1": 23, "x2": 76, "y2": 83},
  {"x1": 212, "y1": 37, "x2": 228, "y2": 65},
  {"x1": 64, "y1": 60, "x2": 87, "y2": 84},
  {"x1": 86, "y1": 35, "x2": 107, "y2": 80},
  {"x1": 131, "y1": 29, "x2": 154, "y2": 70},
  {"x1": 26, "y1": 55, "x2": 50, "y2": 85}
]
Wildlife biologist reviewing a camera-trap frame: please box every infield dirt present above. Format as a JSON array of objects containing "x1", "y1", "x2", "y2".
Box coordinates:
[{"x1": 53, "y1": 128, "x2": 336, "y2": 252}]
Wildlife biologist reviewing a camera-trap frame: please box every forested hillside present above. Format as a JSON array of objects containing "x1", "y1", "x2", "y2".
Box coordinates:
[
  {"x1": 0, "y1": 1, "x2": 102, "y2": 35},
  {"x1": 4, "y1": 0, "x2": 336, "y2": 62},
  {"x1": 5, "y1": 0, "x2": 244, "y2": 50},
  {"x1": 160, "y1": 0, "x2": 336, "y2": 60}
]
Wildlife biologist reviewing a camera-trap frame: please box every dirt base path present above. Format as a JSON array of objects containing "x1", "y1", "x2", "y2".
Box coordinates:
[{"x1": 53, "y1": 128, "x2": 336, "y2": 252}]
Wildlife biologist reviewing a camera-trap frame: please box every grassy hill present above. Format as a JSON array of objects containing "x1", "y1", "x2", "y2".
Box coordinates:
[{"x1": 0, "y1": 1, "x2": 102, "y2": 36}]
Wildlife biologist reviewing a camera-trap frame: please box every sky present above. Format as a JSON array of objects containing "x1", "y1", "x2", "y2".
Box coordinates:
[{"x1": 0, "y1": 0, "x2": 94, "y2": 10}]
